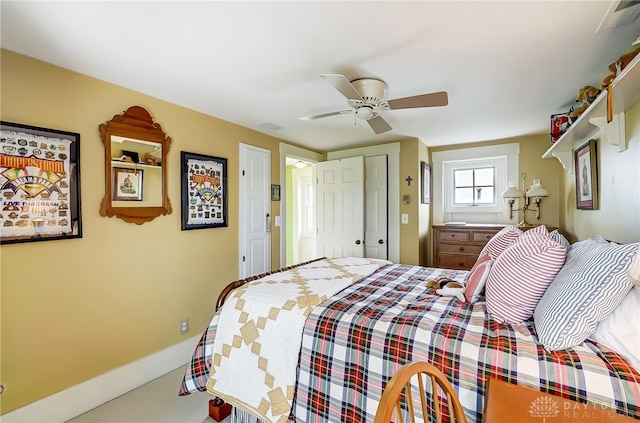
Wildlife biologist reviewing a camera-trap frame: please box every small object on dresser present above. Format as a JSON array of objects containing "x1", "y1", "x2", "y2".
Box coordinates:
[{"x1": 209, "y1": 398, "x2": 232, "y2": 422}]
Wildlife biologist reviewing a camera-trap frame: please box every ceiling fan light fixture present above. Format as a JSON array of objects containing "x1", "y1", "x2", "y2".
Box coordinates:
[
  {"x1": 294, "y1": 161, "x2": 307, "y2": 168},
  {"x1": 356, "y1": 106, "x2": 374, "y2": 120}
]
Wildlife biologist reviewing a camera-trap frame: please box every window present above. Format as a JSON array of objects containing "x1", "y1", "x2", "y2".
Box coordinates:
[
  {"x1": 432, "y1": 143, "x2": 519, "y2": 223},
  {"x1": 453, "y1": 167, "x2": 495, "y2": 205}
]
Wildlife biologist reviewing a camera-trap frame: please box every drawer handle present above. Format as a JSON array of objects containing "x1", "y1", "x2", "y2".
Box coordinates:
[
  {"x1": 459, "y1": 262, "x2": 465, "y2": 267},
  {"x1": 486, "y1": 235, "x2": 491, "y2": 239},
  {"x1": 459, "y1": 247, "x2": 465, "y2": 252},
  {"x1": 450, "y1": 234, "x2": 455, "y2": 238}
]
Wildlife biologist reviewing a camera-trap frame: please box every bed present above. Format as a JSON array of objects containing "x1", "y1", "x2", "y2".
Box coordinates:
[{"x1": 180, "y1": 228, "x2": 640, "y2": 423}]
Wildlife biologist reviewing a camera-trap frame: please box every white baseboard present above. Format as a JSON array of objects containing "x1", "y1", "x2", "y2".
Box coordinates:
[{"x1": 1, "y1": 335, "x2": 201, "y2": 423}]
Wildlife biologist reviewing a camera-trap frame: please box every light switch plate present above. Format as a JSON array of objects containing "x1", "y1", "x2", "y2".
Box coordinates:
[{"x1": 401, "y1": 214, "x2": 409, "y2": 224}]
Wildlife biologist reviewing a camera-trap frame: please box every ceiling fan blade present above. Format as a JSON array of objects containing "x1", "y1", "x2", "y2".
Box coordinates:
[
  {"x1": 387, "y1": 91, "x2": 448, "y2": 110},
  {"x1": 367, "y1": 115, "x2": 392, "y2": 134},
  {"x1": 320, "y1": 74, "x2": 363, "y2": 101},
  {"x1": 299, "y1": 110, "x2": 352, "y2": 120}
]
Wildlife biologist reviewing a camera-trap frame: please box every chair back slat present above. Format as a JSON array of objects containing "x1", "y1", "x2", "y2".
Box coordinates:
[{"x1": 373, "y1": 361, "x2": 468, "y2": 423}]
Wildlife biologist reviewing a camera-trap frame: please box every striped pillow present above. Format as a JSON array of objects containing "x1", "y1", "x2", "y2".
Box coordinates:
[
  {"x1": 478, "y1": 225, "x2": 522, "y2": 259},
  {"x1": 534, "y1": 239, "x2": 639, "y2": 351},
  {"x1": 485, "y1": 226, "x2": 566, "y2": 324},
  {"x1": 549, "y1": 229, "x2": 571, "y2": 253},
  {"x1": 464, "y1": 256, "x2": 493, "y2": 303}
]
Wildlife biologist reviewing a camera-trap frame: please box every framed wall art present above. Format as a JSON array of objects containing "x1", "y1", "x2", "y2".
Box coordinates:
[
  {"x1": 271, "y1": 184, "x2": 281, "y2": 201},
  {"x1": 112, "y1": 167, "x2": 143, "y2": 201},
  {"x1": 181, "y1": 151, "x2": 227, "y2": 230},
  {"x1": 0, "y1": 121, "x2": 82, "y2": 244},
  {"x1": 574, "y1": 139, "x2": 598, "y2": 210},
  {"x1": 421, "y1": 161, "x2": 432, "y2": 204}
]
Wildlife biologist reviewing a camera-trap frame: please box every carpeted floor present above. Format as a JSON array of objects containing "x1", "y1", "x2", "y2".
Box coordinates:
[{"x1": 65, "y1": 365, "x2": 225, "y2": 423}]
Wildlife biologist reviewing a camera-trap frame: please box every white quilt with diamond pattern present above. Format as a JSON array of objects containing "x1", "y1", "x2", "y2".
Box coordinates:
[{"x1": 206, "y1": 257, "x2": 390, "y2": 423}]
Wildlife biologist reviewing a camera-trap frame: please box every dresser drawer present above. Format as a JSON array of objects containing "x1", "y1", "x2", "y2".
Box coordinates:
[
  {"x1": 438, "y1": 231, "x2": 470, "y2": 242},
  {"x1": 472, "y1": 231, "x2": 496, "y2": 242},
  {"x1": 438, "y1": 243, "x2": 484, "y2": 255},
  {"x1": 437, "y1": 254, "x2": 477, "y2": 270}
]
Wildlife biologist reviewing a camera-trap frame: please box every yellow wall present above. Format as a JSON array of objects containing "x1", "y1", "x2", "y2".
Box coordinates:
[
  {"x1": 430, "y1": 133, "x2": 563, "y2": 230},
  {"x1": 418, "y1": 141, "x2": 431, "y2": 266},
  {"x1": 562, "y1": 103, "x2": 640, "y2": 243},
  {"x1": 399, "y1": 138, "x2": 420, "y2": 264},
  {"x1": 0, "y1": 49, "x2": 292, "y2": 413}
]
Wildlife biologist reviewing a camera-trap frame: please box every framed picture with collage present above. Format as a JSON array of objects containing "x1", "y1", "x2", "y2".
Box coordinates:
[
  {"x1": 180, "y1": 151, "x2": 227, "y2": 230},
  {"x1": 0, "y1": 121, "x2": 82, "y2": 244}
]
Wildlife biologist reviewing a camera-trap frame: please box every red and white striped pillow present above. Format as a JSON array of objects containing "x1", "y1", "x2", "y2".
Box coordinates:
[
  {"x1": 464, "y1": 253, "x2": 493, "y2": 303},
  {"x1": 477, "y1": 225, "x2": 522, "y2": 260},
  {"x1": 485, "y1": 225, "x2": 566, "y2": 323}
]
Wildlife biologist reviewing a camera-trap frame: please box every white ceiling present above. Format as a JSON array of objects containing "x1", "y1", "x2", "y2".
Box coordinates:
[{"x1": 2, "y1": 1, "x2": 639, "y2": 152}]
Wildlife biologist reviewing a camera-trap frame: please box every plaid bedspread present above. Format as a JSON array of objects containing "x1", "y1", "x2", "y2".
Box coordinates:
[
  {"x1": 292, "y1": 264, "x2": 640, "y2": 422},
  {"x1": 181, "y1": 263, "x2": 640, "y2": 423}
]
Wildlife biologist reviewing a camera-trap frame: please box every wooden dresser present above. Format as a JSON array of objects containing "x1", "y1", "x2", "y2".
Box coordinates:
[
  {"x1": 432, "y1": 224, "x2": 507, "y2": 270},
  {"x1": 432, "y1": 224, "x2": 558, "y2": 270}
]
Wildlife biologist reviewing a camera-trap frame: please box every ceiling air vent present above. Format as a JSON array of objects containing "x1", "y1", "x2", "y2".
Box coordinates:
[{"x1": 596, "y1": 0, "x2": 640, "y2": 32}]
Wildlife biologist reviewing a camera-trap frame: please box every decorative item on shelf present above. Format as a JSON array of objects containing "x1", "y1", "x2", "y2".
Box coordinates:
[
  {"x1": 144, "y1": 154, "x2": 157, "y2": 166},
  {"x1": 602, "y1": 42, "x2": 640, "y2": 91},
  {"x1": 121, "y1": 150, "x2": 140, "y2": 163},
  {"x1": 550, "y1": 112, "x2": 570, "y2": 143},
  {"x1": 568, "y1": 85, "x2": 601, "y2": 125},
  {"x1": 501, "y1": 173, "x2": 549, "y2": 227}
]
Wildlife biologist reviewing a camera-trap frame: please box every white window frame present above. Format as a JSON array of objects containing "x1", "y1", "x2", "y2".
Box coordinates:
[
  {"x1": 432, "y1": 143, "x2": 519, "y2": 224},
  {"x1": 445, "y1": 158, "x2": 504, "y2": 213}
]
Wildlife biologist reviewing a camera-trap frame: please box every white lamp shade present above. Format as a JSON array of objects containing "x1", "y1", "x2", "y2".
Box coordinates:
[
  {"x1": 629, "y1": 249, "x2": 640, "y2": 286},
  {"x1": 526, "y1": 180, "x2": 548, "y2": 198},
  {"x1": 501, "y1": 187, "x2": 521, "y2": 199}
]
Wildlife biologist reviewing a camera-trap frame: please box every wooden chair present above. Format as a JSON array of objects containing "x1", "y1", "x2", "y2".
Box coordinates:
[{"x1": 374, "y1": 361, "x2": 468, "y2": 423}]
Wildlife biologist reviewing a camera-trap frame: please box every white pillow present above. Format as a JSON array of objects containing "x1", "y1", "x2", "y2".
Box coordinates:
[
  {"x1": 534, "y1": 239, "x2": 639, "y2": 351},
  {"x1": 590, "y1": 287, "x2": 640, "y2": 371}
]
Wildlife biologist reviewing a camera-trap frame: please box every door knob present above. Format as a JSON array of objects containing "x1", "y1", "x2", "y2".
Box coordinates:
[
  {"x1": 355, "y1": 240, "x2": 361, "y2": 245},
  {"x1": 378, "y1": 239, "x2": 384, "y2": 244}
]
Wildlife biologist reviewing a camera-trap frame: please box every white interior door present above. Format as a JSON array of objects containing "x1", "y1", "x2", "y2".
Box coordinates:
[
  {"x1": 292, "y1": 166, "x2": 316, "y2": 263},
  {"x1": 365, "y1": 155, "x2": 388, "y2": 259},
  {"x1": 239, "y1": 144, "x2": 270, "y2": 278},
  {"x1": 317, "y1": 156, "x2": 364, "y2": 258}
]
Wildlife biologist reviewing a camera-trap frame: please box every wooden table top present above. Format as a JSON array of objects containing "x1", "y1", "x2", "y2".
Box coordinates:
[{"x1": 482, "y1": 378, "x2": 637, "y2": 423}]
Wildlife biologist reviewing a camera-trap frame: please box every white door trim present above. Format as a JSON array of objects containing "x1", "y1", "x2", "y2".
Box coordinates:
[{"x1": 279, "y1": 143, "x2": 323, "y2": 268}]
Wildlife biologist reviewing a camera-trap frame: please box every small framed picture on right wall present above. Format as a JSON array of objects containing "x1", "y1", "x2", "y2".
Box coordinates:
[
  {"x1": 421, "y1": 161, "x2": 432, "y2": 204},
  {"x1": 574, "y1": 139, "x2": 598, "y2": 210}
]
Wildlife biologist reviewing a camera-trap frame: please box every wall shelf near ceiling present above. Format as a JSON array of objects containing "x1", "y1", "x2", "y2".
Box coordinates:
[{"x1": 542, "y1": 52, "x2": 640, "y2": 173}]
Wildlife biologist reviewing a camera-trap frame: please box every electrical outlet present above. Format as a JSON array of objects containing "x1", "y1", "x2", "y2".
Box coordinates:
[{"x1": 179, "y1": 318, "x2": 189, "y2": 335}]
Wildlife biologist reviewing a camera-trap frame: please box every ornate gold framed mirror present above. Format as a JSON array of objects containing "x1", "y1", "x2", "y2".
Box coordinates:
[{"x1": 99, "y1": 106, "x2": 171, "y2": 224}]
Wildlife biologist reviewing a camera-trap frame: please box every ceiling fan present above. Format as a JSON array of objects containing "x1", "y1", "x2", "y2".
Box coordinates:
[{"x1": 300, "y1": 74, "x2": 448, "y2": 134}]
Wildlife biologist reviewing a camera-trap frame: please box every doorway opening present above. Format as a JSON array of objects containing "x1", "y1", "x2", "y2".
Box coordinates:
[{"x1": 285, "y1": 157, "x2": 317, "y2": 266}]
